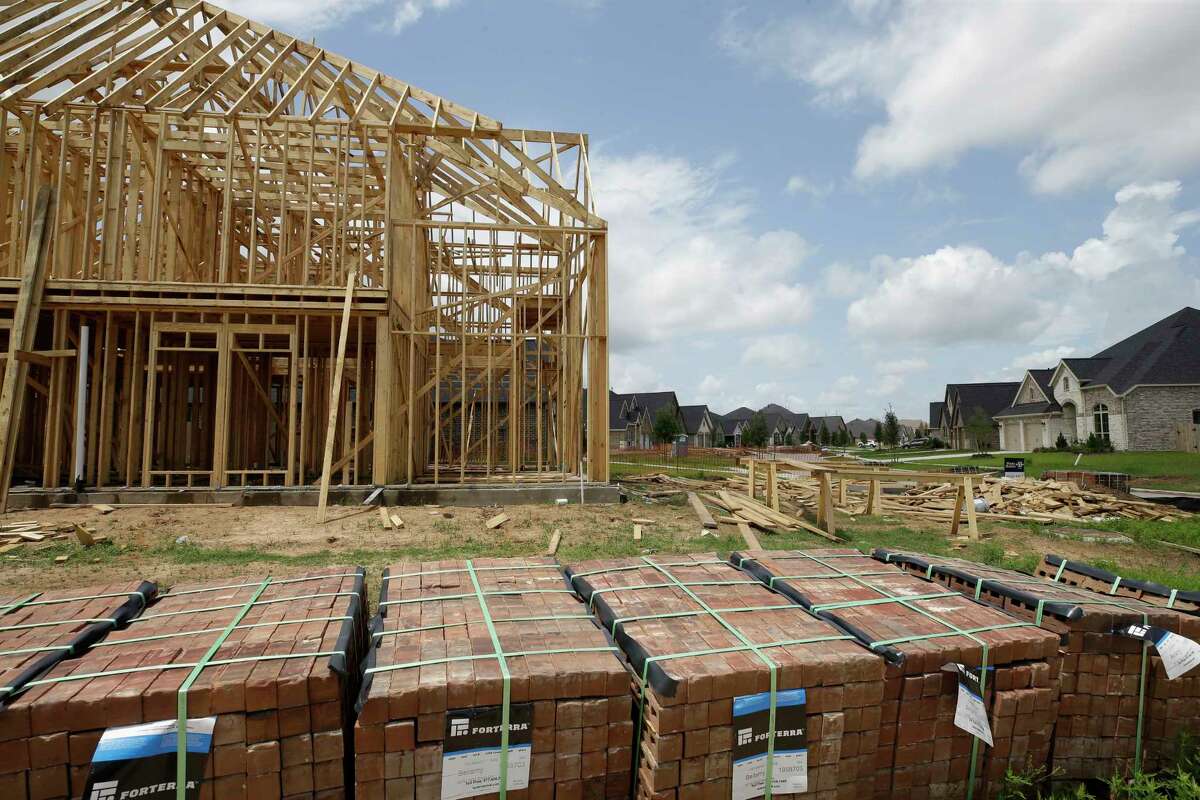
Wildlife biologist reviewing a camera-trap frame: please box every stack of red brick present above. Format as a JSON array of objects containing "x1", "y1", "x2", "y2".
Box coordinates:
[
  {"x1": 354, "y1": 557, "x2": 634, "y2": 800},
  {"x1": 0, "y1": 581, "x2": 156, "y2": 799},
  {"x1": 1037, "y1": 554, "x2": 1200, "y2": 616},
  {"x1": 733, "y1": 549, "x2": 1061, "y2": 800},
  {"x1": 566, "y1": 553, "x2": 886, "y2": 800},
  {"x1": 877, "y1": 550, "x2": 1200, "y2": 778},
  {"x1": 0, "y1": 569, "x2": 367, "y2": 800}
]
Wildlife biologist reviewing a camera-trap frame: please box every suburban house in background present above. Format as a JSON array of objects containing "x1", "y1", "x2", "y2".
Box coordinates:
[
  {"x1": 808, "y1": 415, "x2": 848, "y2": 440},
  {"x1": 760, "y1": 404, "x2": 809, "y2": 445},
  {"x1": 847, "y1": 418, "x2": 880, "y2": 441},
  {"x1": 996, "y1": 307, "x2": 1200, "y2": 451},
  {"x1": 719, "y1": 406, "x2": 755, "y2": 446},
  {"x1": 680, "y1": 405, "x2": 721, "y2": 447},
  {"x1": 940, "y1": 382, "x2": 1019, "y2": 450},
  {"x1": 928, "y1": 403, "x2": 945, "y2": 437},
  {"x1": 607, "y1": 391, "x2": 684, "y2": 449}
]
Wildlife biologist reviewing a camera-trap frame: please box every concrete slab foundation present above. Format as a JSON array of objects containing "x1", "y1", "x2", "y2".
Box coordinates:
[{"x1": 6, "y1": 483, "x2": 623, "y2": 510}]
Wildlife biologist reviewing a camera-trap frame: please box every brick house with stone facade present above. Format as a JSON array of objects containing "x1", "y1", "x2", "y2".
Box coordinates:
[{"x1": 996, "y1": 307, "x2": 1200, "y2": 451}]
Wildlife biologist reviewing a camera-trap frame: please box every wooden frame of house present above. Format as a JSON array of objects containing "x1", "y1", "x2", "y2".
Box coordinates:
[{"x1": 0, "y1": 0, "x2": 608, "y2": 497}]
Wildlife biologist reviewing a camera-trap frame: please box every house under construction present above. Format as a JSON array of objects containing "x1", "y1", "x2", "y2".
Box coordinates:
[{"x1": 0, "y1": 0, "x2": 609, "y2": 501}]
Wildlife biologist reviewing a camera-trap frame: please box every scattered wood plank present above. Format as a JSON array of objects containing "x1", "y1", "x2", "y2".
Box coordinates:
[
  {"x1": 633, "y1": 524, "x2": 643, "y2": 541},
  {"x1": 363, "y1": 487, "x2": 384, "y2": 506},
  {"x1": 485, "y1": 512, "x2": 510, "y2": 530},
  {"x1": 545, "y1": 528, "x2": 562, "y2": 556},
  {"x1": 388, "y1": 513, "x2": 405, "y2": 529},
  {"x1": 1158, "y1": 539, "x2": 1200, "y2": 557},
  {"x1": 687, "y1": 492, "x2": 718, "y2": 530},
  {"x1": 737, "y1": 522, "x2": 761, "y2": 550},
  {"x1": 54, "y1": 555, "x2": 69, "y2": 564},
  {"x1": 378, "y1": 506, "x2": 393, "y2": 530},
  {"x1": 93, "y1": 504, "x2": 115, "y2": 514},
  {"x1": 72, "y1": 523, "x2": 95, "y2": 546},
  {"x1": 0, "y1": 542, "x2": 21, "y2": 554}
]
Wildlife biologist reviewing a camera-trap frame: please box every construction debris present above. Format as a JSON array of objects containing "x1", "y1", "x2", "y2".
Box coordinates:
[
  {"x1": 620, "y1": 465, "x2": 1187, "y2": 539},
  {"x1": 888, "y1": 476, "x2": 1182, "y2": 523},
  {"x1": 484, "y1": 512, "x2": 510, "y2": 529}
]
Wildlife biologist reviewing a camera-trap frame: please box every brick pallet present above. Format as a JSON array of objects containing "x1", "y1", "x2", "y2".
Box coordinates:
[
  {"x1": 0, "y1": 568, "x2": 367, "y2": 800},
  {"x1": 1, "y1": 582, "x2": 157, "y2": 705},
  {"x1": 354, "y1": 557, "x2": 634, "y2": 800},
  {"x1": 1, "y1": 582, "x2": 158, "y2": 799},
  {"x1": 565, "y1": 553, "x2": 886, "y2": 800},
  {"x1": 732, "y1": 549, "x2": 1060, "y2": 800},
  {"x1": 875, "y1": 549, "x2": 1200, "y2": 778},
  {"x1": 1037, "y1": 554, "x2": 1200, "y2": 615}
]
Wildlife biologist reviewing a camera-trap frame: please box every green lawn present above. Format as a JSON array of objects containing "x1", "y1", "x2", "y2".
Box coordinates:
[{"x1": 887, "y1": 450, "x2": 1200, "y2": 492}]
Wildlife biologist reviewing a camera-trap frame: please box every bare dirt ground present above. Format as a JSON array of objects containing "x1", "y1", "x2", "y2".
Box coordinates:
[{"x1": 0, "y1": 497, "x2": 1189, "y2": 599}]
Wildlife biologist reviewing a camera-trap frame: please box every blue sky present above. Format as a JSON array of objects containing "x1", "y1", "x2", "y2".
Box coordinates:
[{"x1": 239, "y1": 0, "x2": 1200, "y2": 422}]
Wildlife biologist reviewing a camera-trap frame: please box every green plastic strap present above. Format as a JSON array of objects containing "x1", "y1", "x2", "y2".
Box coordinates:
[
  {"x1": 584, "y1": 580, "x2": 759, "y2": 610},
  {"x1": 0, "y1": 643, "x2": 72, "y2": 658},
  {"x1": 364, "y1": 646, "x2": 620, "y2": 674},
  {"x1": 5, "y1": 589, "x2": 146, "y2": 610},
  {"x1": 163, "y1": 573, "x2": 360, "y2": 598},
  {"x1": 766, "y1": 570, "x2": 896, "y2": 588},
  {"x1": 10, "y1": 649, "x2": 343, "y2": 692},
  {"x1": 135, "y1": 591, "x2": 356, "y2": 623},
  {"x1": 1109, "y1": 576, "x2": 1123, "y2": 594},
  {"x1": 175, "y1": 578, "x2": 272, "y2": 800},
  {"x1": 464, "y1": 561, "x2": 512, "y2": 800},
  {"x1": 0, "y1": 616, "x2": 118, "y2": 633},
  {"x1": 382, "y1": 588, "x2": 574, "y2": 607},
  {"x1": 569, "y1": 559, "x2": 727, "y2": 580},
  {"x1": 384, "y1": 564, "x2": 565, "y2": 580},
  {"x1": 374, "y1": 613, "x2": 593, "y2": 639},
  {"x1": 91, "y1": 615, "x2": 353, "y2": 649},
  {"x1": 1, "y1": 592, "x2": 42, "y2": 615},
  {"x1": 608, "y1": 604, "x2": 801, "y2": 637},
  {"x1": 636, "y1": 557, "x2": 782, "y2": 799},
  {"x1": 1052, "y1": 561, "x2": 1067, "y2": 582},
  {"x1": 1168, "y1": 589, "x2": 1178, "y2": 609},
  {"x1": 810, "y1": 591, "x2": 957, "y2": 614}
]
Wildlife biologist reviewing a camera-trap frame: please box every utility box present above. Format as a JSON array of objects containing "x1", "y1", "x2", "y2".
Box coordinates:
[{"x1": 671, "y1": 434, "x2": 689, "y2": 457}]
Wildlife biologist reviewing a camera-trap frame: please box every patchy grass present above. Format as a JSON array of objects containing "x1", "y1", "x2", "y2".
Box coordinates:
[{"x1": 887, "y1": 450, "x2": 1200, "y2": 492}]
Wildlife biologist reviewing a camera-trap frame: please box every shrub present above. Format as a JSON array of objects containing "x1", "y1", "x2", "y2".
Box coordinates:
[{"x1": 1055, "y1": 432, "x2": 1070, "y2": 450}]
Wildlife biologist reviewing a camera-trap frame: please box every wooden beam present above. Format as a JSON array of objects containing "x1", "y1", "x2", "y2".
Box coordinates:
[
  {"x1": 0, "y1": 186, "x2": 53, "y2": 512},
  {"x1": 316, "y1": 272, "x2": 356, "y2": 522}
]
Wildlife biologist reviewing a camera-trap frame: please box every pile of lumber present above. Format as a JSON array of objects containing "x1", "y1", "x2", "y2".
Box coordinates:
[
  {"x1": 0, "y1": 569, "x2": 367, "y2": 800},
  {"x1": 566, "y1": 553, "x2": 886, "y2": 800},
  {"x1": 877, "y1": 550, "x2": 1200, "y2": 777},
  {"x1": 1037, "y1": 554, "x2": 1200, "y2": 615},
  {"x1": 700, "y1": 491, "x2": 839, "y2": 542},
  {"x1": 888, "y1": 476, "x2": 1184, "y2": 523},
  {"x1": 733, "y1": 550, "x2": 1061, "y2": 799},
  {"x1": 354, "y1": 557, "x2": 634, "y2": 800}
]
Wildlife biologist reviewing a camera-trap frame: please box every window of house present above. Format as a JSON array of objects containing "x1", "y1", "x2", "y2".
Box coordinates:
[
  {"x1": 1193, "y1": 408, "x2": 1200, "y2": 425},
  {"x1": 1093, "y1": 403, "x2": 1110, "y2": 441},
  {"x1": 1062, "y1": 377, "x2": 1070, "y2": 392}
]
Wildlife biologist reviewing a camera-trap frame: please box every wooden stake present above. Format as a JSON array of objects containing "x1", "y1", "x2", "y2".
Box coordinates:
[
  {"x1": 0, "y1": 186, "x2": 53, "y2": 513},
  {"x1": 317, "y1": 272, "x2": 357, "y2": 522}
]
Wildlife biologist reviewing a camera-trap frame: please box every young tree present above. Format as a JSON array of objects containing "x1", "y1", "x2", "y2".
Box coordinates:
[
  {"x1": 881, "y1": 407, "x2": 901, "y2": 448},
  {"x1": 818, "y1": 423, "x2": 831, "y2": 446},
  {"x1": 965, "y1": 409, "x2": 995, "y2": 453},
  {"x1": 873, "y1": 420, "x2": 883, "y2": 443},
  {"x1": 742, "y1": 412, "x2": 770, "y2": 447},
  {"x1": 859, "y1": 431, "x2": 868, "y2": 445},
  {"x1": 651, "y1": 406, "x2": 683, "y2": 445}
]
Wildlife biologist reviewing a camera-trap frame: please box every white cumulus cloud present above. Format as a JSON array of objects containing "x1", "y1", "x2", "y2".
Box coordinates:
[
  {"x1": 846, "y1": 181, "x2": 1200, "y2": 346},
  {"x1": 722, "y1": 2, "x2": 1200, "y2": 192},
  {"x1": 592, "y1": 152, "x2": 815, "y2": 351},
  {"x1": 219, "y1": 0, "x2": 459, "y2": 34},
  {"x1": 741, "y1": 335, "x2": 815, "y2": 370}
]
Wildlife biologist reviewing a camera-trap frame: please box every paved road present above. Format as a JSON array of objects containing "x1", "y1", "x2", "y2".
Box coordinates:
[{"x1": 866, "y1": 450, "x2": 1019, "y2": 463}]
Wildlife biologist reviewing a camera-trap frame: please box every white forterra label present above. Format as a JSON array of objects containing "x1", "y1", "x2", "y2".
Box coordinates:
[
  {"x1": 1115, "y1": 624, "x2": 1200, "y2": 680},
  {"x1": 950, "y1": 664, "x2": 994, "y2": 747},
  {"x1": 440, "y1": 704, "x2": 533, "y2": 800},
  {"x1": 731, "y1": 688, "x2": 808, "y2": 800}
]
